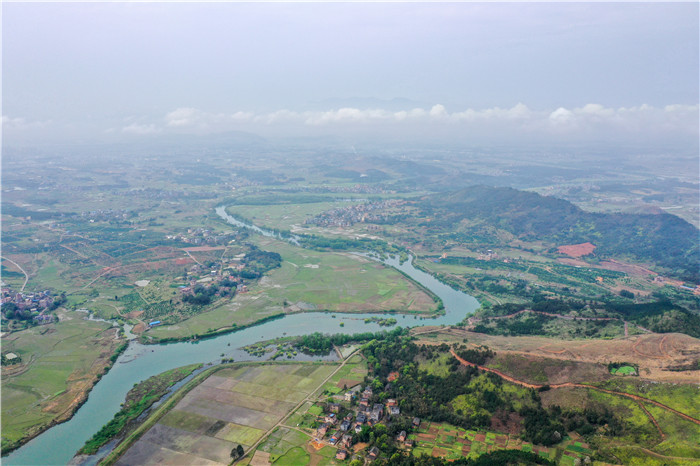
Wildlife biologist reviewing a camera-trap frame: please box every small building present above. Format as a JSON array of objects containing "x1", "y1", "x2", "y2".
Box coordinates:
[
  {"x1": 335, "y1": 450, "x2": 348, "y2": 461},
  {"x1": 148, "y1": 320, "x2": 161, "y2": 327},
  {"x1": 356, "y1": 413, "x2": 367, "y2": 424},
  {"x1": 404, "y1": 439, "x2": 414, "y2": 448},
  {"x1": 413, "y1": 417, "x2": 421, "y2": 427},
  {"x1": 389, "y1": 406, "x2": 400, "y2": 416},
  {"x1": 5, "y1": 353, "x2": 18, "y2": 361},
  {"x1": 328, "y1": 403, "x2": 341, "y2": 413},
  {"x1": 341, "y1": 434, "x2": 353, "y2": 448},
  {"x1": 397, "y1": 431, "x2": 407, "y2": 442},
  {"x1": 339, "y1": 420, "x2": 351, "y2": 431},
  {"x1": 386, "y1": 399, "x2": 397, "y2": 407},
  {"x1": 344, "y1": 391, "x2": 353, "y2": 402},
  {"x1": 368, "y1": 446, "x2": 380, "y2": 460},
  {"x1": 354, "y1": 423, "x2": 363, "y2": 434}
]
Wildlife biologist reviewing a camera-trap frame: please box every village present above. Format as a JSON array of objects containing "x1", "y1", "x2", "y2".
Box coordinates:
[
  {"x1": 166, "y1": 227, "x2": 240, "y2": 247},
  {"x1": 305, "y1": 381, "x2": 419, "y2": 462},
  {"x1": 0, "y1": 287, "x2": 61, "y2": 330},
  {"x1": 305, "y1": 200, "x2": 404, "y2": 228}
]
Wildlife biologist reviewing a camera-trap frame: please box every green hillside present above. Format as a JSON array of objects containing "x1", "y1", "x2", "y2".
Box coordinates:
[{"x1": 418, "y1": 186, "x2": 699, "y2": 282}]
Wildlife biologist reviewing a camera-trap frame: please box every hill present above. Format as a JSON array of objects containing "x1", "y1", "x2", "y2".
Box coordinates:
[{"x1": 417, "y1": 186, "x2": 699, "y2": 282}]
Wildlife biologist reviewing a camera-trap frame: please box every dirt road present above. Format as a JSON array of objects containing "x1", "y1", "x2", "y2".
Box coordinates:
[{"x1": 449, "y1": 348, "x2": 700, "y2": 426}]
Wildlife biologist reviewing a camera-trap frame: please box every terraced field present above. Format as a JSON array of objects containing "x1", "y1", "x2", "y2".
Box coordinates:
[{"x1": 410, "y1": 421, "x2": 594, "y2": 464}]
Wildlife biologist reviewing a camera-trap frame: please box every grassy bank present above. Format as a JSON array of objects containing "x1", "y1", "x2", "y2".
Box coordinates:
[
  {"x1": 78, "y1": 363, "x2": 203, "y2": 455},
  {"x1": 1, "y1": 315, "x2": 124, "y2": 455}
]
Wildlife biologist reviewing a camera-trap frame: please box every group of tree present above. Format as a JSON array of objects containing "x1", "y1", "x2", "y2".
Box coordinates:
[
  {"x1": 294, "y1": 327, "x2": 407, "y2": 355},
  {"x1": 358, "y1": 333, "x2": 629, "y2": 460},
  {"x1": 416, "y1": 185, "x2": 699, "y2": 282}
]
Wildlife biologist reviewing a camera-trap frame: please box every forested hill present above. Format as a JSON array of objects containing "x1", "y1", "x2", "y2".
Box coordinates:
[{"x1": 418, "y1": 186, "x2": 699, "y2": 282}]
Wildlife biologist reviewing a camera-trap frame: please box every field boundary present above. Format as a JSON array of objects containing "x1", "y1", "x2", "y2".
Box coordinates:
[{"x1": 98, "y1": 360, "x2": 342, "y2": 466}]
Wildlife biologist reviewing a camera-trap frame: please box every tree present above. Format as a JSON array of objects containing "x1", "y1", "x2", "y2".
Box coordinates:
[{"x1": 230, "y1": 444, "x2": 244, "y2": 460}]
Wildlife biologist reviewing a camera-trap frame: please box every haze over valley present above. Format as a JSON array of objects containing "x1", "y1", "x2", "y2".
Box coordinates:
[{"x1": 2, "y1": 3, "x2": 699, "y2": 466}]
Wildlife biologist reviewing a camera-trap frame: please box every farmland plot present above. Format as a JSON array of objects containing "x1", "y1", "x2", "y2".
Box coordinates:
[{"x1": 116, "y1": 363, "x2": 336, "y2": 465}]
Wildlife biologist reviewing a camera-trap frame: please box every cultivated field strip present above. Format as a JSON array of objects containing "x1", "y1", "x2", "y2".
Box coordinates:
[{"x1": 115, "y1": 364, "x2": 336, "y2": 465}]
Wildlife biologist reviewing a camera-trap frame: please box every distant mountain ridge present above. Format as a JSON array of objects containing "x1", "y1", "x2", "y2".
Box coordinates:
[{"x1": 418, "y1": 186, "x2": 699, "y2": 282}]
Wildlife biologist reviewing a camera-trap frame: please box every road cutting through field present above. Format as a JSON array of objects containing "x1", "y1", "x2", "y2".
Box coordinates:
[{"x1": 449, "y1": 349, "x2": 700, "y2": 426}]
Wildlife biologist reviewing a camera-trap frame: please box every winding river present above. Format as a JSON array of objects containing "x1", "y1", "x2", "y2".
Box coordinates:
[{"x1": 5, "y1": 207, "x2": 479, "y2": 465}]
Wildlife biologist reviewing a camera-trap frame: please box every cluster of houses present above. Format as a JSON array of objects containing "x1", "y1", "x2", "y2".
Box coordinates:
[
  {"x1": 79, "y1": 209, "x2": 133, "y2": 223},
  {"x1": 178, "y1": 271, "x2": 245, "y2": 297},
  {"x1": 166, "y1": 228, "x2": 238, "y2": 246},
  {"x1": 1, "y1": 288, "x2": 57, "y2": 318},
  {"x1": 305, "y1": 200, "x2": 404, "y2": 228},
  {"x1": 119, "y1": 187, "x2": 216, "y2": 201},
  {"x1": 306, "y1": 184, "x2": 394, "y2": 195},
  {"x1": 1, "y1": 288, "x2": 58, "y2": 330},
  {"x1": 313, "y1": 385, "x2": 420, "y2": 461}
]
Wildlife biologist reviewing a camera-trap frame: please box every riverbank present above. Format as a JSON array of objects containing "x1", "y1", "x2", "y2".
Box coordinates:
[
  {"x1": 143, "y1": 301, "x2": 443, "y2": 346},
  {"x1": 4, "y1": 208, "x2": 478, "y2": 465},
  {"x1": 76, "y1": 363, "x2": 203, "y2": 460},
  {"x1": 139, "y1": 312, "x2": 286, "y2": 345},
  {"x1": 99, "y1": 359, "x2": 346, "y2": 465},
  {"x1": 2, "y1": 326, "x2": 128, "y2": 456}
]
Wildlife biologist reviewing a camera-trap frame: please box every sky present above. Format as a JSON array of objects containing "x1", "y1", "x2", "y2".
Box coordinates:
[{"x1": 2, "y1": 2, "x2": 698, "y2": 148}]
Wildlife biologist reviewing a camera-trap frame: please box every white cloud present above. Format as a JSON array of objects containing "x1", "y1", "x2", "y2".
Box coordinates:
[
  {"x1": 165, "y1": 107, "x2": 203, "y2": 127},
  {"x1": 156, "y1": 103, "x2": 697, "y2": 132},
  {"x1": 117, "y1": 103, "x2": 697, "y2": 146},
  {"x1": 122, "y1": 123, "x2": 159, "y2": 135},
  {"x1": 549, "y1": 107, "x2": 575, "y2": 125},
  {"x1": 429, "y1": 104, "x2": 448, "y2": 119},
  {"x1": 2, "y1": 115, "x2": 50, "y2": 130},
  {"x1": 164, "y1": 107, "x2": 254, "y2": 130}
]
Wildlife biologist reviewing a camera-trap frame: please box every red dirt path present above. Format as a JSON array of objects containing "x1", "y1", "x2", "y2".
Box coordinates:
[
  {"x1": 557, "y1": 242, "x2": 596, "y2": 257},
  {"x1": 449, "y1": 349, "x2": 700, "y2": 426}
]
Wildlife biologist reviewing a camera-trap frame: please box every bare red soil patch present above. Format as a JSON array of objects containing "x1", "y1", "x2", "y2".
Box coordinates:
[
  {"x1": 557, "y1": 242, "x2": 596, "y2": 257},
  {"x1": 336, "y1": 378, "x2": 362, "y2": 389}
]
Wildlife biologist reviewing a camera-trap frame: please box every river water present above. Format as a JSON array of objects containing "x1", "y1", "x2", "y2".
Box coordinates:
[{"x1": 5, "y1": 207, "x2": 479, "y2": 465}]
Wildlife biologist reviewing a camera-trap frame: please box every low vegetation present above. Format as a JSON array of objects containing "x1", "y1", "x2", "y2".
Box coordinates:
[{"x1": 78, "y1": 363, "x2": 202, "y2": 455}]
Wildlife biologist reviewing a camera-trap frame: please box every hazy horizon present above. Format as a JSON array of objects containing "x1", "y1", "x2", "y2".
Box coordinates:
[{"x1": 3, "y1": 2, "x2": 698, "y2": 150}]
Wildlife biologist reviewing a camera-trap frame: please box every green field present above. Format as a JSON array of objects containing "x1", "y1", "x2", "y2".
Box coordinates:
[
  {"x1": 115, "y1": 363, "x2": 338, "y2": 465},
  {"x1": 255, "y1": 238, "x2": 436, "y2": 314},
  {"x1": 595, "y1": 378, "x2": 700, "y2": 422},
  {"x1": 314, "y1": 353, "x2": 367, "y2": 397},
  {"x1": 610, "y1": 365, "x2": 637, "y2": 375},
  {"x1": 226, "y1": 201, "x2": 365, "y2": 232},
  {"x1": 1, "y1": 312, "x2": 123, "y2": 452},
  {"x1": 147, "y1": 237, "x2": 436, "y2": 341},
  {"x1": 410, "y1": 421, "x2": 593, "y2": 464}
]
